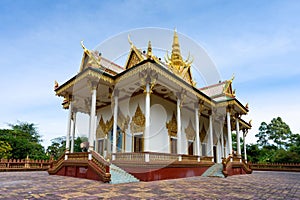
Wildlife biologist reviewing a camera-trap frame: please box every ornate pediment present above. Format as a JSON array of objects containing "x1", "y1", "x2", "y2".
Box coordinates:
[
  {"x1": 223, "y1": 75, "x2": 236, "y2": 98},
  {"x1": 79, "y1": 41, "x2": 102, "y2": 72},
  {"x1": 185, "y1": 119, "x2": 195, "y2": 141},
  {"x1": 125, "y1": 36, "x2": 145, "y2": 70},
  {"x1": 96, "y1": 116, "x2": 113, "y2": 138},
  {"x1": 130, "y1": 104, "x2": 145, "y2": 133},
  {"x1": 166, "y1": 112, "x2": 177, "y2": 137}
]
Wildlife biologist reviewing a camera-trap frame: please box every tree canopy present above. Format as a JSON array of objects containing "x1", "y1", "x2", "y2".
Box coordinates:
[
  {"x1": 247, "y1": 117, "x2": 300, "y2": 163},
  {"x1": 0, "y1": 121, "x2": 47, "y2": 160}
]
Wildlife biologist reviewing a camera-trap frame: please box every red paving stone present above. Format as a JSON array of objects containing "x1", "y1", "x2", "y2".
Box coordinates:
[{"x1": 0, "y1": 171, "x2": 299, "y2": 199}]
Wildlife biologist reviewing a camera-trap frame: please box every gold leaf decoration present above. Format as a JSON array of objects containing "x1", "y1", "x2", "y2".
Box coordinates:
[
  {"x1": 185, "y1": 119, "x2": 195, "y2": 141},
  {"x1": 130, "y1": 104, "x2": 145, "y2": 133},
  {"x1": 166, "y1": 112, "x2": 177, "y2": 137}
]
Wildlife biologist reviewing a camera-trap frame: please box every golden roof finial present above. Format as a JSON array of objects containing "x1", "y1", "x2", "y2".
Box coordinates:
[
  {"x1": 245, "y1": 103, "x2": 249, "y2": 109},
  {"x1": 147, "y1": 40, "x2": 152, "y2": 58},
  {"x1": 54, "y1": 80, "x2": 59, "y2": 90},
  {"x1": 128, "y1": 34, "x2": 133, "y2": 47},
  {"x1": 249, "y1": 119, "x2": 252, "y2": 126},
  {"x1": 170, "y1": 28, "x2": 183, "y2": 68},
  {"x1": 230, "y1": 73, "x2": 235, "y2": 82}
]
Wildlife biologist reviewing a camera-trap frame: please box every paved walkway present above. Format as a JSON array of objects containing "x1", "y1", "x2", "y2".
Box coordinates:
[{"x1": 0, "y1": 171, "x2": 299, "y2": 199}]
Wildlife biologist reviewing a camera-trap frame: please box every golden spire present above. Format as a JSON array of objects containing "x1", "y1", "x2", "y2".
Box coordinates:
[
  {"x1": 164, "y1": 29, "x2": 194, "y2": 86},
  {"x1": 146, "y1": 40, "x2": 152, "y2": 58},
  {"x1": 170, "y1": 29, "x2": 183, "y2": 68}
]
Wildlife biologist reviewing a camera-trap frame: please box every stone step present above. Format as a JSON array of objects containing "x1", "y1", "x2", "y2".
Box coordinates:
[
  {"x1": 201, "y1": 163, "x2": 225, "y2": 178},
  {"x1": 109, "y1": 164, "x2": 140, "y2": 184}
]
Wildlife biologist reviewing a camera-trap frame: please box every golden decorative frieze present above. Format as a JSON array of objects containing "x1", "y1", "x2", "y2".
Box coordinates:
[
  {"x1": 166, "y1": 112, "x2": 177, "y2": 137},
  {"x1": 55, "y1": 68, "x2": 114, "y2": 96},
  {"x1": 115, "y1": 62, "x2": 212, "y2": 105},
  {"x1": 130, "y1": 104, "x2": 145, "y2": 133},
  {"x1": 96, "y1": 116, "x2": 113, "y2": 138},
  {"x1": 185, "y1": 119, "x2": 195, "y2": 141}
]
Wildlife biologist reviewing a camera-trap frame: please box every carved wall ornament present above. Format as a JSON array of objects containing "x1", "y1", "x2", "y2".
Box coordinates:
[
  {"x1": 166, "y1": 112, "x2": 177, "y2": 137},
  {"x1": 185, "y1": 119, "x2": 196, "y2": 141},
  {"x1": 130, "y1": 104, "x2": 145, "y2": 133},
  {"x1": 96, "y1": 116, "x2": 113, "y2": 138}
]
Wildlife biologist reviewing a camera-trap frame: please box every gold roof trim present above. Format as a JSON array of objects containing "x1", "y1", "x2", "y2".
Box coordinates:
[
  {"x1": 55, "y1": 68, "x2": 114, "y2": 96},
  {"x1": 216, "y1": 99, "x2": 248, "y2": 114},
  {"x1": 116, "y1": 62, "x2": 212, "y2": 105}
]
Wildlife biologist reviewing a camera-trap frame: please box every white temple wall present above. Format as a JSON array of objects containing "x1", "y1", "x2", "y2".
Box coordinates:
[
  {"x1": 181, "y1": 108, "x2": 194, "y2": 155},
  {"x1": 149, "y1": 95, "x2": 176, "y2": 153}
]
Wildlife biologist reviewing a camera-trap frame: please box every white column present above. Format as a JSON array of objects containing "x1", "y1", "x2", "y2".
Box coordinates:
[
  {"x1": 94, "y1": 115, "x2": 98, "y2": 153},
  {"x1": 209, "y1": 113, "x2": 213, "y2": 157},
  {"x1": 66, "y1": 101, "x2": 72, "y2": 154},
  {"x1": 177, "y1": 94, "x2": 182, "y2": 155},
  {"x1": 112, "y1": 90, "x2": 119, "y2": 161},
  {"x1": 220, "y1": 121, "x2": 225, "y2": 158},
  {"x1": 243, "y1": 130, "x2": 247, "y2": 162},
  {"x1": 195, "y1": 104, "x2": 200, "y2": 156},
  {"x1": 236, "y1": 117, "x2": 241, "y2": 155},
  {"x1": 144, "y1": 82, "x2": 150, "y2": 152},
  {"x1": 227, "y1": 110, "x2": 233, "y2": 155},
  {"x1": 70, "y1": 111, "x2": 76, "y2": 153},
  {"x1": 88, "y1": 87, "x2": 97, "y2": 158}
]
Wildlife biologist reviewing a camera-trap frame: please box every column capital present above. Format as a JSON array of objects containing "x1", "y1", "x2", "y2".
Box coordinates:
[
  {"x1": 235, "y1": 113, "x2": 240, "y2": 119},
  {"x1": 87, "y1": 80, "x2": 98, "y2": 92},
  {"x1": 113, "y1": 88, "x2": 119, "y2": 97},
  {"x1": 226, "y1": 105, "x2": 233, "y2": 113}
]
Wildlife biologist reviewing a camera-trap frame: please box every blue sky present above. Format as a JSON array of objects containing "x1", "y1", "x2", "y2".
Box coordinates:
[{"x1": 0, "y1": 0, "x2": 299, "y2": 148}]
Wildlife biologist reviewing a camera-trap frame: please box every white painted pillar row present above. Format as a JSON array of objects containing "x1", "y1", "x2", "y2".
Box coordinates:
[
  {"x1": 66, "y1": 101, "x2": 72, "y2": 154},
  {"x1": 88, "y1": 86, "x2": 97, "y2": 160},
  {"x1": 236, "y1": 117, "x2": 241, "y2": 155},
  {"x1": 195, "y1": 104, "x2": 200, "y2": 156},
  {"x1": 144, "y1": 82, "x2": 150, "y2": 152},
  {"x1": 243, "y1": 130, "x2": 247, "y2": 162},
  {"x1": 209, "y1": 113, "x2": 213, "y2": 157},
  {"x1": 226, "y1": 110, "x2": 233, "y2": 155},
  {"x1": 177, "y1": 95, "x2": 181, "y2": 155},
  {"x1": 112, "y1": 90, "x2": 119, "y2": 161},
  {"x1": 70, "y1": 111, "x2": 76, "y2": 153}
]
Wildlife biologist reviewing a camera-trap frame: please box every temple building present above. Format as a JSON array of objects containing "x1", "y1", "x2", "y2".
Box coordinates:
[{"x1": 49, "y1": 31, "x2": 252, "y2": 182}]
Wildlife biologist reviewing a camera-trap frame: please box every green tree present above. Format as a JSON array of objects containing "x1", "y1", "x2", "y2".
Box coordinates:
[
  {"x1": 46, "y1": 136, "x2": 88, "y2": 159},
  {"x1": 255, "y1": 122, "x2": 270, "y2": 147},
  {"x1": 0, "y1": 141, "x2": 12, "y2": 158},
  {"x1": 46, "y1": 136, "x2": 66, "y2": 159},
  {"x1": 0, "y1": 122, "x2": 47, "y2": 160},
  {"x1": 246, "y1": 144, "x2": 260, "y2": 163},
  {"x1": 268, "y1": 117, "x2": 292, "y2": 149}
]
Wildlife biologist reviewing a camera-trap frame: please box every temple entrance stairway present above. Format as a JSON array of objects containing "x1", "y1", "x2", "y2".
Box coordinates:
[
  {"x1": 109, "y1": 164, "x2": 140, "y2": 184},
  {"x1": 201, "y1": 163, "x2": 225, "y2": 178}
]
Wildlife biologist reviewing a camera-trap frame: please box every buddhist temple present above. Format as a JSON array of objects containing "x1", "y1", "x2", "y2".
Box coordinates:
[{"x1": 49, "y1": 30, "x2": 252, "y2": 183}]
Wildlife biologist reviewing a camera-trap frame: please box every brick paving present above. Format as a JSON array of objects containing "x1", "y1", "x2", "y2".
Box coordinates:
[{"x1": 0, "y1": 171, "x2": 299, "y2": 199}]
